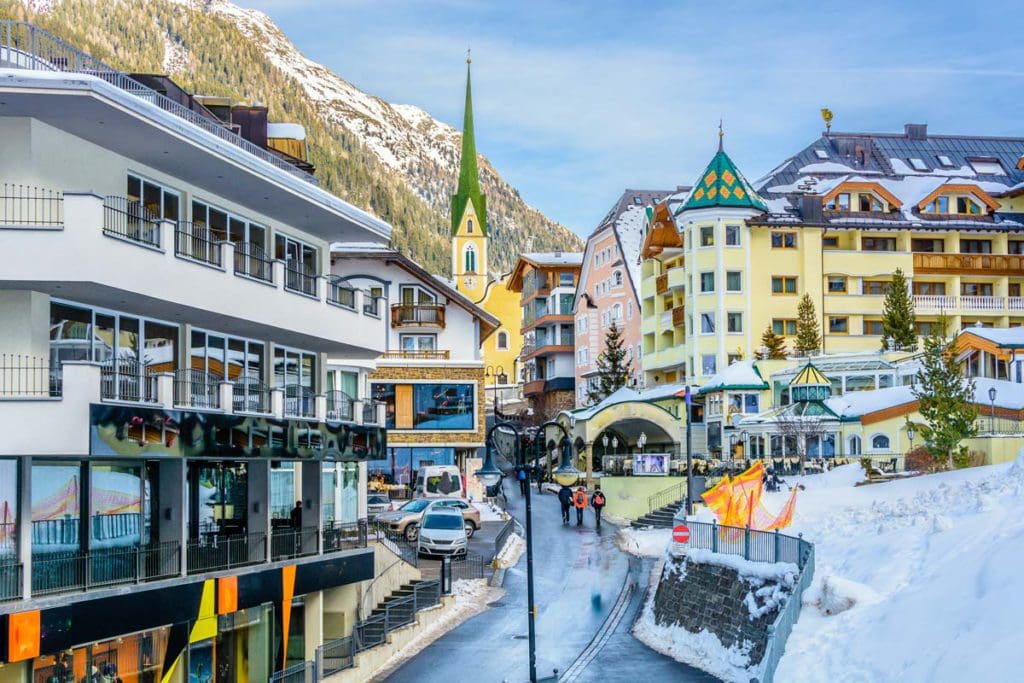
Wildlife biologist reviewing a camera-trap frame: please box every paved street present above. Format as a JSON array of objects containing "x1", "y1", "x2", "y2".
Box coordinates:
[{"x1": 382, "y1": 481, "x2": 717, "y2": 682}]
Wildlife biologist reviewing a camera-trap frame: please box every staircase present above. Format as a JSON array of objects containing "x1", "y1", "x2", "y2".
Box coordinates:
[
  {"x1": 355, "y1": 579, "x2": 441, "y2": 651},
  {"x1": 631, "y1": 499, "x2": 684, "y2": 528}
]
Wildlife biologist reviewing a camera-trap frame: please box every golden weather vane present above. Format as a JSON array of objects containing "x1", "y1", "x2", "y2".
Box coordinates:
[{"x1": 821, "y1": 108, "x2": 834, "y2": 133}]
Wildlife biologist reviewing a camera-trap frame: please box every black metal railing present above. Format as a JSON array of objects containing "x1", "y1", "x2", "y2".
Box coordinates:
[
  {"x1": 325, "y1": 390, "x2": 354, "y2": 422},
  {"x1": 0, "y1": 561, "x2": 23, "y2": 602},
  {"x1": 186, "y1": 531, "x2": 266, "y2": 574},
  {"x1": 271, "y1": 526, "x2": 319, "y2": 561},
  {"x1": 234, "y1": 241, "x2": 274, "y2": 282},
  {"x1": 363, "y1": 294, "x2": 381, "y2": 317},
  {"x1": 0, "y1": 21, "x2": 316, "y2": 183},
  {"x1": 175, "y1": 368, "x2": 220, "y2": 409},
  {"x1": 451, "y1": 550, "x2": 485, "y2": 582},
  {"x1": 317, "y1": 635, "x2": 356, "y2": 677},
  {"x1": 175, "y1": 222, "x2": 223, "y2": 267},
  {"x1": 269, "y1": 661, "x2": 317, "y2": 683},
  {"x1": 322, "y1": 520, "x2": 368, "y2": 553},
  {"x1": 100, "y1": 358, "x2": 158, "y2": 403},
  {"x1": 0, "y1": 353, "x2": 61, "y2": 397},
  {"x1": 103, "y1": 195, "x2": 161, "y2": 247},
  {"x1": 362, "y1": 400, "x2": 382, "y2": 425},
  {"x1": 30, "y1": 541, "x2": 180, "y2": 596},
  {"x1": 285, "y1": 261, "x2": 319, "y2": 297},
  {"x1": 233, "y1": 375, "x2": 271, "y2": 414},
  {"x1": 0, "y1": 182, "x2": 63, "y2": 227},
  {"x1": 373, "y1": 521, "x2": 419, "y2": 567},
  {"x1": 648, "y1": 480, "x2": 687, "y2": 514},
  {"x1": 283, "y1": 384, "x2": 316, "y2": 418},
  {"x1": 354, "y1": 579, "x2": 441, "y2": 654},
  {"x1": 328, "y1": 279, "x2": 356, "y2": 308}
]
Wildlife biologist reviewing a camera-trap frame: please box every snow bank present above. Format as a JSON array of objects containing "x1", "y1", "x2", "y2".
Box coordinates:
[
  {"x1": 687, "y1": 549, "x2": 798, "y2": 583},
  {"x1": 493, "y1": 533, "x2": 525, "y2": 569},
  {"x1": 771, "y1": 452, "x2": 1024, "y2": 682},
  {"x1": 616, "y1": 527, "x2": 671, "y2": 557},
  {"x1": 471, "y1": 500, "x2": 508, "y2": 522}
]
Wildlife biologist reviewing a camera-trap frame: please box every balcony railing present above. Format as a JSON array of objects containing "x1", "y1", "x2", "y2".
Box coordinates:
[
  {"x1": 175, "y1": 222, "x2": 223, "y2": 267},
  {"x1": 322, "y1": 520, "x2": 368, "y2": 553},
  {"x1": 656, "y1": 273, "x2": 669, "y2": 294},
  {"x1": 380, "y1": 349, "x2": 451, "y2": 360},
  {"x1": 30, "y1": 541, "x2": 181, "y2": 596},
  {"x1": 325, "y1": 390, "x2": 354, "y2": 422},
  {"x1": 363, "y1": 400, "x2": 383, "y2": 425},
  {"x1": 174, "y1": 368, "x2": 220, "y2": 409},
  {"x1": 233, "y1": 375, "x2": 271, "y2": 414},
  {"x1": 186, "y1": 531, "x2": 266, "y2": 574},
  {"x1": 912, "y1": 295, "x2": 1013, "y2": 312},
  {"x1": 100, "y1": 358, "x2": 157, "y2": 403},
  {"x1": 284, "y1": 384, "x2": 316, "y2": 419},
  {"x1": 0, "y1": 182, "x2": 63, "y2": 227},
  {"x1": 103, "y1": 195, "x2": 161, "y2": 248},
  {"x1": 0, "y1": 560, "x2": 22, "y2": 602},
  {"x1": 960, "y1": 296, "x2": 1005, "y2": 311},
  {"x1": 913, "y1": 252, "x2": 1024, "y2": 276},
  {"x1": 271, "y1": 526, "x2": 319, "y2": 561},
  {"x1": 328, "y1": 278, "x2": 356, "y2": 308},
  {"x1": 672, "y1": 305, "x2": 685, "y2": 327},
  {"x1": 390, "y1": 304, "x2": 446, "y2": 328},
  {"x1": 234, "y1": 241, "x2": 274, "y2": 282},
  {"x1": 363, "y1": 295, "x2": 381, "y2": 317},
  {"x1": 0, "y1": 21, "x2": 316, "y2": 183},
  {"x1": 912, "y1": 295, "x2": 956, "y2": 311},
  {"x1": 0, "y1": 354, "x2": 61, "y2": 397},
  {"x1": 285, "y1": 261, "x2": 319, "y2": 297}
]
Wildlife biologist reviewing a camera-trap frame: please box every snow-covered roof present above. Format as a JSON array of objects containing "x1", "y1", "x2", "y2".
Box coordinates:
[
  {"x1": 566, "y1": 381, "x2": 688, "y2": 420},
  {"x1": 958, "y1": 326, "x2": 1024, "y2": 349},
  {"x1": 824, "y1": 385, "x2": 917, "y2": 418},
  {"x1": 698, "y1": 361, "x2": 768, "y2": 394},
  {"x1": 521, "y1": 252, "x2": 584, "y2": 266},
  {"x1": 331, "y1": 241, "x2": 392, "y2": 254}
]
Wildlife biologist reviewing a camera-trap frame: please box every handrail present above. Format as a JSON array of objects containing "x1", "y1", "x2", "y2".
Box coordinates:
[
  {"x1": 0, "y1": 21, "x2": 316, "y2": 184},
  {"x1": 0, "y1": 182, "x2": 63, "y2": 226},
  {"x1": 647, "y1": 480, "x2": 686, "y2": 513}
]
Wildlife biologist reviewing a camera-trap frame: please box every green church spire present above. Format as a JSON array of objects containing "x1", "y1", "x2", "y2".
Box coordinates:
[{"x1": 452, "y1": 53, "x2": 487, "y2": 235}]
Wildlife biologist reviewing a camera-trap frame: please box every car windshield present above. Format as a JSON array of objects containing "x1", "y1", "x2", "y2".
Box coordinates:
[
  {"x1": 422, "y1": 514, "x2": 463, "y2": 530},
  {"x1": 401, "y1": 500, "x2": 431, "y2": 512}
]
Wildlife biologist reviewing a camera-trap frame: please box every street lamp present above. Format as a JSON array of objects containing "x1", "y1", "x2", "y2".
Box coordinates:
[
  {"x1": 988, "y1": 386, "x2": 997, "y2": 433},
  {"x1": 637, "y1": 431, "x2": 647, "y2": 453},
  {"x1": 907, "y1": 424, "x2": 915, "y2": 454},
  {"x1": 612, "y1": 436, "x2": 619, "y2": 456},
  {"x1": 552, "y1": 436, "x2": 582, "y2": 486},
  {"x1": 486, "y1": 364, "x2": 505, "y2": 415}
]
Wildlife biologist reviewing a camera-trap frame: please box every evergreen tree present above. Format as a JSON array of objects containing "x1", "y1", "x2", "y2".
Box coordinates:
[
  {"x1": 881, "y1": 268, "x2": 917, "y2": 351},
  {"x1": 587, "y1": 322, "x2": 630, "y2": 405},
  {"x1": 912, "y1": 322, "x2": 978, "y2": 469},
  {"x1": 759, "y1": 325, "x2": 788, "y2": 359},
  {"x1": 794, "y1": 293, "x2": 821, "y2": 357}
]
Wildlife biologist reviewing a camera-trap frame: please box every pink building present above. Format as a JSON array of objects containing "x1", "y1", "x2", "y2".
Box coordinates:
[{"x1": 574, "y1": 189, "x2": 687, "y2": 406}]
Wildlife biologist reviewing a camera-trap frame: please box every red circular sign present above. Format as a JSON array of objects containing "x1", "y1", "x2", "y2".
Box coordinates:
[{"x1": 672, "y1": 524, "x2": 690, "y2": 544}]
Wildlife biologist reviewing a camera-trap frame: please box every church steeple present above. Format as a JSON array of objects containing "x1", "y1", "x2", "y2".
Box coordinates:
[{"x1": 452, "y1": 54, "x2": 487, "y2": 235}]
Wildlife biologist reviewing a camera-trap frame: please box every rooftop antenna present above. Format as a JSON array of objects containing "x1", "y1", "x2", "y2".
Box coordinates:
[{"x1": 821, "y1": 108, "x2": 834, "y2": 134}]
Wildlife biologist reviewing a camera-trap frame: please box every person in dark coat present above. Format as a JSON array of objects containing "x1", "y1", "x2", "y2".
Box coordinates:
[
  {"x1": 557, "y1": 484, "x2": 573, "y2": 525},
  {"x1": 290, "y1": 500, "x2": 303, "y2": 528},
  {"x1": 591, "y1": 486, "x2": 607, "y2": 530},
  {"x1": 517, "y1": 466, "x2": 528, "y2": 495}
]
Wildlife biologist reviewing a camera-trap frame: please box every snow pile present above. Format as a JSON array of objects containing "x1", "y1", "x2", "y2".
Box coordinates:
[
  {"x1": 687, "y1": 549, "x2": 798, "y2": 581},
  {"x1": 472, "y1": 500, "x2": 508, "y2": 522},
  {"x1": 493, "y1": 533, "x2": 525, "y2": 569},
  {"x1": 615, "y1": 527, "x2": 671, "y2": 557},
  {"x1": 771, "y1": 453, "x2": 1024, "y2": 682}
]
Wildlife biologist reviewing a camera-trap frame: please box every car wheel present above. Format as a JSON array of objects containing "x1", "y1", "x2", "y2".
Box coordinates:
[
  {"x1": 405, "y1": 524, "x2": 419, "y2": 542},
  {"x1": 464, "y1": 521, "x2": 475, "y2": 538}
]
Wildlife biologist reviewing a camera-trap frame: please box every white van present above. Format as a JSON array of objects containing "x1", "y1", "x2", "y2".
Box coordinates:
[{"x1": 414, "y1": 465, "x2": 463, "y2": 499}]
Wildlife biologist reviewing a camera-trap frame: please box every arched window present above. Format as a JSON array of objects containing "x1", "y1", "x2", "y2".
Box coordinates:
[
  {"x1": 614, "y1": 270, "x2": 623, "y2": 287},
  {"x1": 613, "y1": 303, "x2": 622, "y2": 321},
  {"x1": 848, "y1": 435, "x2": 861, "y2": 456},
  {"x1": 467, "y1": 219, "x2": 474, "y2": 234},
  {"x1": 870, "y1": 434, "x2": 890, "y2": 451},
  {"x1": 464, "y1": 244, "x2": 477, "y2": 273},
  {"x1": 496, "y1": 331, "x2": 508, "y2": 350}
]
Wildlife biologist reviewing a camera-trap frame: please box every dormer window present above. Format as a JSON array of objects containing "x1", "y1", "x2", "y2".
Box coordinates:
[
  {"x1": 858, "y1": 193, "x2": 884, "y2": 212},
  {"x1": 956, "y1": 197, "x2": 981, "y2": 215},
  {"x1": 825, "y1": 192, "x2": 850, "y2": 211},
  {"x1": 922, "y1": 196, "x2": 950, "y2": 214}
]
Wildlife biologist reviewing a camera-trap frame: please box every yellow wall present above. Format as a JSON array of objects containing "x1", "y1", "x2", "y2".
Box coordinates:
[
  {"x1": 598, "y1": 476, "x2": 685, "y2": 520},
  {"x1": 452, "y1": 201, "x2": 488, "y2": 302},
  {"x1": 479, "y1": 272, "x2": 522, "y2": 381},
  {"x1": 964, "y1": 436, "x2": 1024, "y2": 465}
]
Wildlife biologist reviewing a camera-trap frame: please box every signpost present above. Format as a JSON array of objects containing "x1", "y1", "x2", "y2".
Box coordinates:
[
  {"x1": 684, "y1": 385, "x2": 693, "y2": 515},
  {"x1": 672, "y1": 523, "x2": 690, "y2": 556}
]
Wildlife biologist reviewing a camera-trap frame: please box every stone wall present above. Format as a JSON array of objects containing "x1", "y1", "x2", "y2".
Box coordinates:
[{"x1": 652, "y1": 555, "x2": 791, "y2": 668}]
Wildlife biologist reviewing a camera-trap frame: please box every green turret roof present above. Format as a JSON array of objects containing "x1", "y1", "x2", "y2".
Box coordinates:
[
  {"x1": 452, "y1": 59, "x2": 487, "y2": 235},
  {"x1": 679, "y1": 136, "x2": 767, "y2": 213}
]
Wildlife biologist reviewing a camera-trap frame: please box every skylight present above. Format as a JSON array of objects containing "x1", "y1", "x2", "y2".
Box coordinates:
[
  {"x1": 968, "y1": 159, "x2": 1006, "y2": 175},
  {"x1": 815, "y1": 149, "x2": 829, "y2": 160},
  {"x1": 909, "y1": 158, "x2": 928, "y2": 171},
  {"x1": 937, "y1": 155, "x2": 954, "y2": 167},
  {"x1": 633, "y1": 196, "x2": 642, "y2": 205}
]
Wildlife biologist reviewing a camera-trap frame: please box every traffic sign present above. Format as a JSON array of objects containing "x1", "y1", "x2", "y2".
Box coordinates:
[{"x1": 672, "y1": 524, "x2": 690, "y2": 544}]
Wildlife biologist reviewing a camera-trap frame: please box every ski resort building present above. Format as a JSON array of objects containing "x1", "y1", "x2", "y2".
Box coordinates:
[{"x1": 0, "y1": 23, "x2": 394, "y2": 681}]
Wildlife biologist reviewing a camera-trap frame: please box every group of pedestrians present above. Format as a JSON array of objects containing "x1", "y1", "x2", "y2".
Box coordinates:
[{"x1": 557, "y1": 484, "x2": 606, "y2": 529}]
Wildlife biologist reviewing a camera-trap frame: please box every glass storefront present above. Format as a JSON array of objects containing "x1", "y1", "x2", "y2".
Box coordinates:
[
  {"x1": 188, "y1": 462, "x2": 248, "y2": 538},
  {"x1": 0, "y1": 459, "x2": 16, "y2": 562},
  {"x1": 31, "y1": 463, "x2": 81, "y2": 554},
  {"x1": 371, "y1": 383, "x2": 474, "y2": 430},
  {"x1": 32, "y1": 626, "x2": 170, "y2": 683}
]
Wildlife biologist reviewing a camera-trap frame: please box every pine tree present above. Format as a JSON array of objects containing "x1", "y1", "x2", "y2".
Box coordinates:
[
  {"x1": 881, "y1": 268, "x2": 917, "y2": 351},
  {"x1": 794, "y1": 293, "x2": 821, "y2": 357},
  {"x1": 760, "y1": 325, "x2": 788, "y2": 359},
  {"x1": 912, "y1": 322, "x2": 978, "y2": 469},
  {"x1": 587, "y1": 322, "x2": 630, "y2": 405}
]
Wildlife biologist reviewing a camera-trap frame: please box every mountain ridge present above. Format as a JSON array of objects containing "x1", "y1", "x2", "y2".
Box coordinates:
[{"x1": 2, "y1": 0, "x2": 582, "y2": 274}]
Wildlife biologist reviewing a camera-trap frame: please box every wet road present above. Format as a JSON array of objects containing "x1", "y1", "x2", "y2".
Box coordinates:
[{"x1": 383, "y1": 481, "x2": 717, "y2": 682}]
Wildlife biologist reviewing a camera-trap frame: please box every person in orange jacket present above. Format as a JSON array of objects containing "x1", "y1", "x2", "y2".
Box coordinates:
[{"x1": 572, "y1": 486, "x2": 588, "y2": 526}]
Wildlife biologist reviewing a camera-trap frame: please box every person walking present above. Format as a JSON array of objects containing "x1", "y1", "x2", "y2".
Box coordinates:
[
  {"x1": 290, "y1": 500, "x2": 303, "y2": 529},
  {"x1": 572, "y1": 486, "x2": 588, "y2": 527},
  {"x1": 557, "y1": 484, "x2": 573, "y2": 525},
  {"x1": 591, "y1": 486, "x2": 606, "y2": 530},
  {"x1": 517, "y1": 466, "x2": 528, "y2": 495}
]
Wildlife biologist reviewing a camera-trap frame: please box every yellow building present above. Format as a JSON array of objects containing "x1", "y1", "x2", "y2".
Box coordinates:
[
  {"x1": 450, "y1": 56, "x2": 522, "y2": 397},
  {"x1": 642, "y1": 124, "x2": 1024, "y2": 388}
]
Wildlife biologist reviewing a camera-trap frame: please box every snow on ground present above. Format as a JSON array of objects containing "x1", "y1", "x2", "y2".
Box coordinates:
[
  {"x1": 771, "y1": 456, "x2": 1024, "y2": 682},
  {"x1": 493, "y1": 532, "x2": 525, "y2": 569},
  {"x1": 471, "y1": 499, "x2": 508, "y2": 522},
  {"x1": 370, "y1": 579, "x2": 503, "y2": 680},
  {"x1": 616, "y1": 526, "x2": 672, "y2": 557}
]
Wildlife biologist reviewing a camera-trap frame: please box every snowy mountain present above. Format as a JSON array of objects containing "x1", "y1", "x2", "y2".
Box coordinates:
[{"x1": 3, "y1": 0, "x2": 581, "y2": 274}]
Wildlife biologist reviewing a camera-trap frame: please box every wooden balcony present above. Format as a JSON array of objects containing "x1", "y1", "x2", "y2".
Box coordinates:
[
  {"x1": 656, "y1": 273, "x2": 669, "y2": 295},
  {"x1": 380, "y1": 349, "x2": 451, "y2": 360},
  {"x1": 390, "y1": 304, "x2": 446, "y2": 328},
  {"x1": 914, "y1": 252, "x2": 1024, "y2": 276},
  {"x1": 523, "y1": 379, "x2": 546, "y2": 396},
  {"x1": 672, "y1": 305, "x2": 685, "y2": 327}
]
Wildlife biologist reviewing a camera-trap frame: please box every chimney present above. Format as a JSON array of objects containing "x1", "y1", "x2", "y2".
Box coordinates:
[
  {"x1": 801, "y1": 194, "x2": 823, "y2": 224},
  {"x1": 905, "y1": 123, "x2": 928, "y2": 140}
]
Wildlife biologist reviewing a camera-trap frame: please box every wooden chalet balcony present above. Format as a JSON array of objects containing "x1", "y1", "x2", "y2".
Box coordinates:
[
  {"x1": 380, "y1": 349, "x2": 451, "y2": 360},
  {"x1": 523, "y1": 379, "x2": 546, "y2": 396},
  {"x1": 390, "y1": 303, "x2": 446, "y2": 328},
  {"x1": 913, "y1": 252, "x2": 1024, "y2": 276},
  {"x1": 672, "y1": 305, "x2": 685, "y2": 327},
  {"x1": 656, "y1": 273, "x2": 669, "y2": 294}
]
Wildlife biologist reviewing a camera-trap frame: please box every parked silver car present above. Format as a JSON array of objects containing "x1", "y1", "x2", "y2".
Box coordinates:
[
  {"x1": 367, "y1": 493, "x2": 392, "y2": 518},
  {"x1": 416, "y1": 509, "x2": 468, "y2": 558}
]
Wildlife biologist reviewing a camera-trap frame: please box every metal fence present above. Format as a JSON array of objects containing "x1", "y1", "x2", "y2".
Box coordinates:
[
  {"x1": 450, "y1": 550, "x2": 485, "y2": 582},
  {"x1": 0, "y1": 354, "x2": 61, "y2": 397},
  {"x1": 316, "y1": 635, "x2": 356, "y2": 678},
  {"x1": 284, "y1": 384, "x2": 316, "y2": 419},
  {"x1": 760, "y1": 544, "x2": 815, "y2": 683},
  {"x1": 233, "y1": 376, "x2": 271, "y2": 414},
  {"x1": 0, "y1": 21, "x2": 316, "y2": 184},
  {"x1": 174, "y1": 368, "x2": 220, "y2": 409},
  {"x1": 0, "y1": 182, "x2": 63, "y2": 227},
  {"x1": 100, "y1": 358, "x2": 157, "y2": 403},
  {"x1": 270, "y1": 661, "x2": 317, "y2": 683},
  {"x1": 271, "y1": 526, "x2": 319, "y2": 561},
  {"x1": 234, "y1": 241, "x2": 275, "y2": 282},
  {"x1": 103, "y1": 195, "x2": 161, "y2": 247},
  {"x1": 975, "y1": 416, "x2": 1024, "y2": 435},
  {"x1": 0, "y1": 561, "x2": 23, "y2": 602},
  {"x1": 325, "y1": 390, "x2": 354, "y2": 422},
  {"x1": 285, "y1": 262, "x2": 319, "y2": 297},
  {"x1": 362, "y1": 400, "x2": 382, "y2": 425},
  {"x1": 327, "y1": 279, "x2": 356, "y2": 309},
  {"x1": 353, "y1": 579, "x2": 441, "y2": 654},
  {"x1": 322, "y1": 520, "x2": 368, "y2": 553},
  {"x1": 648, "y1": 480, "x2": 686, "y2": 514},
  {"x1": 30, "y1": 541, "x2": 181, "y2": 596},
  {"x1": 186, "y1": 532, "x2": 266, "y2": 574},
  {"x1": 175, "y1": 222, "x2": 223, "y2": 267}
]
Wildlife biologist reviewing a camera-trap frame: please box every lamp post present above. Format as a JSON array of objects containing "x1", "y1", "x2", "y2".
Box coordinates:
[
  {"x1": 729, "y1": 434, "x2": 738, "y2": 461},
  {"x1": 740, "y1": 430, "x2": 749, "y2": 459},
  {"x1": 638, "y1": 431, "x2": 647, "y2": 453},
  {"x1": 988, "y1": 386, "x2": 997, "y2": 434},
  {"x1": 907, "y1": 425, "x2": 915, "y2": 467},
  {"x1": 486, "y1": 364, "x2": 505, "y2": 415}
]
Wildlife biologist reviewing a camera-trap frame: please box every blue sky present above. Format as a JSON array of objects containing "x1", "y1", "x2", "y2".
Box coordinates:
[{"x1": 243, "y1": 0, "x2": 1024, "y2": 236}]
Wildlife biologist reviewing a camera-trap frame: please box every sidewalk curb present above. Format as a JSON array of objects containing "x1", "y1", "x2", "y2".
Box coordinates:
[{"x1": 488, "y1": 567, "x2": 506, "y2": 587}]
